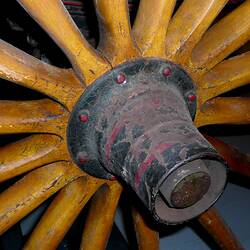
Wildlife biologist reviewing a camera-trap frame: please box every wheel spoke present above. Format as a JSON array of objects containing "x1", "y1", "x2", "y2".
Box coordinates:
[
  {"x1": 165, "y1": 0, "x2": 227, "y2": 62},
  {"x1": 24, "y1": 176, "x2": 103, "y2": 250},
  {"x1": 0, "y1": 39, "x2": 83, "y2": 109},
  {"x1": 132, "y1": 207, "x2": 159, "y2": 250},
  {"x1": 191, "y1": 0, "x2": 250, "y2": 73},
  {"x1": 195, "y1": 97, "x2": 250, "y2": 127},
  {"x1": 0, "y1": 161, "x2": 83, "y2": 235},
  {"x1": 80, "y1": 182, "x2": 122, "y2": 250},
  {"x1": 198, "y1": 207, "x2": 243, "y2": 250},
  {"x1": 94, "y1": 0, "x2": 139, "y2": 66},
  {"x1": 17, "y1": 0, "x2": 110, "y2": 84},
  {"x1": 199, "y1": 52, "x2": 250, "y2": 101},
  {"x1": 0, "y1": 99, "x2": 68, "y2": 135},
  {"x1": 0, "y1": 134, "x2": 68, "y2": 183},
  {"x1": 204, "y1": 135, "x2": 250, "y2": 177},
  {"x1": 133, "y1": 0, "x2": 176, "y2": 57}
]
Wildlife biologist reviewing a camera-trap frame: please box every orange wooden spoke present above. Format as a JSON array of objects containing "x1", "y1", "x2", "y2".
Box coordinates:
[
  {"x1": 0, "y1": 99, "x2": 68, "y2": 135},
  {"x1": 195, "y1": 97, "x2": 250, "y2": 127},
  {"x1": 0, "y1": 39, "x2": 83, "y2": 110},
  {"x1": 0, "y1": 161, "x2": 83, "y2": 235},
  {"x1": 80, "y1": 181, "x2": 122, "y2": 250},
  {"x1": 204, "y1": 135, "x2": 250, "y2": 177},
  {"x1": 132, "y1": 207, "x2": 159, "y2": 250},
  {"x1": 191, "y1": 0, "x2": 250, "y2": 73},
  {"x1": 17, "y1": 0, "x2": 110, "y2": 84},
  {"x1": 133, "y1": 0, "x2": 176, "y2": 57},
  {"x1": 199, "y1": 208, "x2": 243, "y2": 250},
  {"x1": 0, "y1": 134, "x2": 69, "y2": 183},
  {"x1": 24, "y1": 176, "x2": 104, "y2": 250},
  {"x1": 165, "y1": 0, "x2": 227, "y2": 63},
  {"x1": 94, "y1": 0, "x2": 140, "y2": 66},
  {"x1": 199, "y1": 52, "x2": 250, "y2": 101}
]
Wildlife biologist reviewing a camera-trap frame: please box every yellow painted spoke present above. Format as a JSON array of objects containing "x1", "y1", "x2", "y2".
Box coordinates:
[
  {"x1": 24, "y1": 177, "x2": 103, "y2": 250},
  {"x1": 195, "y1": 97, "x2": 250, "y2": 127},
  {"x1": 94, "y1": 0, "x2": 139, "y2": 66},
  {"x1": 199, "y1": 52, "x2": 250, "y2": 101},
  {"x1": 199, "y1": 208, "x2": 243, "y2": 250},
  {"x1": 132, "y1": 207, "x2": 159, "y2": 250},
  {"x1": 0, "y1": 134, "x2": 68, "y2": 183},
  {"x1": 133, "y1": 0, "x2": 176, "y2": 57},
  {"x1": 0, "y1": 99, "x2": 68, "y2": 135},
  {"x1": 0, "y1": 39, "x2": 83, "y2": 109},
  {"x1": 0, "y1": 162, "x2": 84, "y2": 235},
  {"x1": 17, "y1": 0, "x2": 110, "y2": 84},
  {"x1": 165, "y1": 0, "x2": 228, "y2": 63},
  {"x1": 80, "y1": 182, "x2": 122, "y2": 250},
  {"x1": 191, "y1": 0, "x2": 250, "y2": 73}
]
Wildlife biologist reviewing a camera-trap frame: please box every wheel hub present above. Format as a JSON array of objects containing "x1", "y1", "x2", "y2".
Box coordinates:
[{"x1": 67, "y1": 58, "x2": 227, "y2": 224}]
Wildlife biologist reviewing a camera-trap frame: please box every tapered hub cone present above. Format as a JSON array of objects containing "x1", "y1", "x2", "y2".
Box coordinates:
[{"x1": 67, "y1": 59, "x2": 227, "y2": 224}]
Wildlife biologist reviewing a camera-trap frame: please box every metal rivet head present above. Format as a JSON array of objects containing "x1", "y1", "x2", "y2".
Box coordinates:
[
  {"x1": 116, "y1": 73, "x2": 126, "y2": 84},
  {"x1": 78, "y1": 152, "x2": 88, "y2": 164},
  {"x1": 163, "y1": 67, "x2": 172, "y2": 77},
  {"x1": 110, "y1": 176, "x2": 117, "y2": 181},
  {"x1": 79, "y1": 111, "x2": 89, "y2": 123},
  {"x1": 187, "y1": 93, "x2": 196, "y2": 102}
]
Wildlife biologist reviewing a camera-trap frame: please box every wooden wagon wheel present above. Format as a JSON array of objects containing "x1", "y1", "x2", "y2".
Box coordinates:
[{"x1": 0, "y1": 0, "x2": 249, "y2": 249}]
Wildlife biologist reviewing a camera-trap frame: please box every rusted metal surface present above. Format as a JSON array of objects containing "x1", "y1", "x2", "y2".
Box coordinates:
[
  {"x1": 159, "y1": 159, "x2": 211, "y2": 208},
  {"x1": 68, "y1": 58, "x2": 227, "y2": 224},
  {"x1": 169, "y1": 171, "x2": 211, "y2": 208},
  {"x1": 170, "y1": 172, "x2": 211, "y2": 208}
]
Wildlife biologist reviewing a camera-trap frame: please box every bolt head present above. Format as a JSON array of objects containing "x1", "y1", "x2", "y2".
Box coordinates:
[
  {"x1": 110, "y1": 176, "x2": 117, "y2": 181},
  {"x1": 79, "y1": 112, "x2": 89, "y2": 123},
  {"x1": 78, "y1": 152, "x2": 88, "y2": 164},
  {"x1": 163, "y1": 67, "x2": 172, "y2": 77},
  {"x1": 187, "y1": 93, "x2": 196, "y2": 102},
  {"x1": 116, "y1": 73, "x2": 126, "y2": 84}
]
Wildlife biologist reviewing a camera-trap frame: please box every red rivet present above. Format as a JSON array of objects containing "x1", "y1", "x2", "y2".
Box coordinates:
[
  {"x1": 163, "y1": 67, "x2": 172, "y2": 77},
  {"x1": 79, "y1": 114, "x2": 88, "y2": 123},
  {"x1": 78, "y1": 152, "x2": 88, "y2": 164},
  {"x1": 110, "y1": 176, "x2": 117, "y2": 181},
  {"x1": 116, "y1": 73, "x2": 126, "y2": 84},
  {"x1": 188, "y1": 94, "x2": 196, "y2": 102}
]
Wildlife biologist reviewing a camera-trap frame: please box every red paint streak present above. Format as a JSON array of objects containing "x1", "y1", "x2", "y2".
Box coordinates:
[
  {"x1": 134, "y1": 143, "x2": 172, "y2": 188},
  {"x1": 105, "y1": 125, "x2": 123, "y2": 162}
]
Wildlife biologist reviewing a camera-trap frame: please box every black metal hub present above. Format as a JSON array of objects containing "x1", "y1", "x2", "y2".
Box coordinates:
[{"x1": 67, "y1": 58, "x2": 227, "y2": 224}]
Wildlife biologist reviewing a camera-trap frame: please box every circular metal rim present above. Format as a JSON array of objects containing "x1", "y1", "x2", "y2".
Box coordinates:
[
  {"x1": 152, "y1": 154, "x2": 228, "y2": 225},
  {"x1": 160, "y1": 159, "x2": 211, "y2": 208}
]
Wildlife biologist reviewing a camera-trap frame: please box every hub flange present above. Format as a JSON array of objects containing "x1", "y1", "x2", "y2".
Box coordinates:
[{"x1": 67, "y1": 58, "x2": 227, "y2": 224}]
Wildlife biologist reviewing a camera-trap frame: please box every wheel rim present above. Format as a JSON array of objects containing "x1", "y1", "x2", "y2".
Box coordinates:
[{"x1": 0, "y1": 0, "x2": 249, "y2": 249}]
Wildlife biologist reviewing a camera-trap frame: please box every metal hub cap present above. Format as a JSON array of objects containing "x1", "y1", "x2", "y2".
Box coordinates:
[{"x1": 67, "y1": 58, "x2": 227, "y2": 224}]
